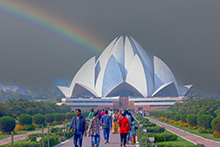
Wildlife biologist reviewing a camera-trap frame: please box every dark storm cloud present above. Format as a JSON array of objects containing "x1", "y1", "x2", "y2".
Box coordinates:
[{"x1": 0, "y1": 0, "x2": 220, "y2": 93}]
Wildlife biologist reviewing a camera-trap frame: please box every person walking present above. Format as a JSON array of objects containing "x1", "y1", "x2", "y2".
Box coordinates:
[
  {"x1": 101, "y1": 110, "x2": 112, "y2": 144},
  {"x1": 126, "y1": 111, "x2": 132, "y2": 144},
  {"x1": 88, "y1": 108, "x2": 94, "y2": 120},
  {"x1": 130, "y1": 122, "x2": 138, "y2": 144},
  {"x1": 87, "y1": 111, "x2": 105, "y2": 147},
  {"x1": 67, "y1": 109, "x2": 87, "y2": 147},
  {"x1": 100, "y1": 109, "x2": 105, "y2": 116},
  {"x1": 118, "y1": 112, "x2": 130, "y2": 147},
  {"x1": 112, "y1": 110, "x2": 119, "y2": 134}
]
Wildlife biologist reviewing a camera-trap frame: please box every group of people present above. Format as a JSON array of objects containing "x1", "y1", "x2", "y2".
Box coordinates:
[{"x1": 67, "y1": 108, "x2": 138, "y2": 147}]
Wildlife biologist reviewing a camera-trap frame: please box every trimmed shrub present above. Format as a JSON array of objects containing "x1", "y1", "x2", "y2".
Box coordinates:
[
  {"x1": 186, "y1": 114, "x2": 197, "y2": 126},
  {"x1": 0, "y1": 116, "x2": 16, "y2": 132},
  {"x1": 197, "y1": 114, "x2": 213, "y2": 129},
  {"x1": 65, "y1": 112, "x2": 75, "y2": 120},
  {"x1": 13, "y1": 141, "x2": 40, "y2": 147},
  {"x1": 19, "y1": 114, "x2": 32, "y2": 125},
  {"x1": 45, "y1": 114, "x2": 54, "y2": 123},
  {"x1": 43, "y1": 135, "x2": 61, "y2": 146},
  {"x1": 174, "y1": 114, "x2": 181, "y2": 121},
  {"x1": 61, "y1": 113, "x2": 65, "y2": 121},
  {"x1": 81, "y1": 112, "x2": 90, "y2": 118},
  {"x1": 51, "y1": 127, "x2": 61, "y2": 133},
  {"x1": 165, "y1": 113, "x2": 171, "y2": 119},
  {"x1": 170, "y1": 112, "x2": 177, "y2": 120},
  {"x1": 180, "y1": 114, "x2": 187, "y2": 123},
  {"x1": 147, "y1": 126, "x2": 165, "y2": 133},
  {"x1": 211, "y1": 117, "x2": 220, "y2": 132},
  {"x1": 53, "y1": 113, "x2": 63, "y2": 122},
  {"x1": 33, "y1": 114, "x2": 45, "y2": 125},
  {"x1": 149, "y1": 111, "x2": 164, "y2": 117},
  {"x1": 148, "y1": 133, "x2": 177, "y2": 142},
  {"x1": 142, "y1": 122, "x2": 156, "y2": 128}
]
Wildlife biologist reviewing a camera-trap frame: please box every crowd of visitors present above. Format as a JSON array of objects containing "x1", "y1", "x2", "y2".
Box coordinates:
[{"x1": 67, "y1": 108, "x2": 138, "y2": 147}]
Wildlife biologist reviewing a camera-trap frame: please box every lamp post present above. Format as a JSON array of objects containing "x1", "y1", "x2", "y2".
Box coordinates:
[
  {"x1": 11, "y1": 132, "x2": 13, "y2": 147},
  {"x1": 42, "y1": 126, "x2": 44, "y2": 147},
  {"x1": 143, "y1": 129, "x2": 148, "y2": 147},
  {"x1": 139, "y1": 124, "x2": 143, "y2": 147},
  {"x1": 47, "y1": 125, "x2": 49, "y2": 147}
]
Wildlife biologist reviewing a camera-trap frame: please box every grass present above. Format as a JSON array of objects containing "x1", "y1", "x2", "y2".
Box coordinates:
[
  {"x1": 0, "y1": 122, "x2": 70, "y2": 140},
  {"x1": 0, "y1": 138, "x2": 28, "y2": 147},
  {"x1": 149, "y1": 116, "x2": 220, "y2": 142}
]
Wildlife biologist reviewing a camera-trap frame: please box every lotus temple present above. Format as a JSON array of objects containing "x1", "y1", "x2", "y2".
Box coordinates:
[{"x1": 55, "y1": 36, "x2": 192, "y2": 111}]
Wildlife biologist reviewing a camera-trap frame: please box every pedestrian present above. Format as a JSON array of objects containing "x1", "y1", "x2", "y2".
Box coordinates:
[
  {"x1": 118, "y1": 112, "x2": 130, "y2": 147},
  {"x1": 101, "y1": 110, "x2": 112, "y2": 144},
  {"x1": 88, "y1": 108, "x2": 94, "y2": 120},
  {"x1": 126, "y1": 112, "x2": 132, "y2": 144},
  {"x1": 88, "y1": 111, "x2": 105, "y2": 147},
  {"x1": 112, "y1": 110, "x2": 119, "y2": 134},
  {"x1": 100, "y1": 109, "x2": 105, "y2": 116},
  {"x1": 130, "y1": 122, "x2": 138, "y2": 144},
  {"x1": 67, "y1": 109, "x2": 87, "y2": 147}
]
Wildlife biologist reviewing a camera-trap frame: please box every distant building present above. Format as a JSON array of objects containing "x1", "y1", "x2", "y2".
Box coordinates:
[
  {"x1": 0, "y1": 83, "x2": 29, "y2": 94},
  {"x1": 56, "y1": 36, "x2": 192, "y2": 111}
]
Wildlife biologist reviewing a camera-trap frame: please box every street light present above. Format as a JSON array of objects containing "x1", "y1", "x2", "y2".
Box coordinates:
[{"x1": 143, "y1": 129, "x2": 148, "y2": 147}]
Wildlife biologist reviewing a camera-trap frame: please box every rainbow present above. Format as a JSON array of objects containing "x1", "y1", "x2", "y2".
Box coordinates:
[{"x1": 0, "y1": 1, "x2": 105, "y2": 55}]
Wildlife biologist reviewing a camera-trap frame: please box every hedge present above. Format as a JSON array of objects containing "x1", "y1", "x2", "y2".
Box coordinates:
[
  {"x1": 53, "y1": 113, "x2": 63, "y2": 122},
  {"x1": 165, "y1": 113, "x2": 176, "y2": 120},
  {"x1": 65, "y1": 112, "x2": 75, "y2": 120},
  {"x1": 148, "y1": 133, "x2": 177, "y2": 142},
  {"x1": 197, "y1": 114, "x2": 213, "y2": 129},
  {"x1": 211, "y1": 117, "x2": 220, "y2": 132},
  {"x1": 45, "y1": 114, "x2": 54, "y2": 123},
  {"x1": 180, "y1": 114, "x2": 187, "y2": 123},
  {"x1": 174, "y1": 114, "x2": 181, "y2": 121},
  {"x1": 146, "y1": 126, "x2": 165, "y2": 133},
  {"x1": 149, "y1": 111, "x2": 164, "y2": 117},
  {"x1": 0, "y1": 116, "x2": 16, "y2": 132},
  {"x1": 33, "y1": 114, "x2": 45, "y2": 125},
  {"x1": 186, "y1": 114, "x2": 197, "y2": 126},
  {"x1": 19, "y1": 114, "x2": 33, "y2": 125}
]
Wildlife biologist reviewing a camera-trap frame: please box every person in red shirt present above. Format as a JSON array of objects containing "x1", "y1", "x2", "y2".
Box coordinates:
[
  {"x1": 100, "y1": 109, "x2": 105, "y2": 116},
  {"x1": 118, "y1": 112, "x2": 130, "y2": 147}
]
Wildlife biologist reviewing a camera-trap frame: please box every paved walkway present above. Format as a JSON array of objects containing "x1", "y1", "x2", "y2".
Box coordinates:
[
  {"x1": 55, "y1": 130, "x2": 138, "y2": 147},
  {"x1": 147, "y1": 117, "x2": 220, "y2": 147},
  {"x1": 0, "y1": 125, "x2": 64, "y2": 146}
]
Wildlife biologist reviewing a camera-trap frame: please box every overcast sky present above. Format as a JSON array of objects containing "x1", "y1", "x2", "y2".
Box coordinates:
[{"x1": 0, "y1": 0, "x2": 220, "y2": 93}]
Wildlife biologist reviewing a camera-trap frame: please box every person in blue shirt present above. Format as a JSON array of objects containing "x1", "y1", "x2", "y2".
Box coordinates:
[
  {"x1": 67, "y1": 109, "x2": 87, "y2": 147},
  {"x1": 101, "y1": 110, "x2": 112, "y2": 144}
]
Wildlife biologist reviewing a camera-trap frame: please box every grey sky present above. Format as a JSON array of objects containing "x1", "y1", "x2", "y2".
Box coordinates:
[{"x1": 0, "y1": 0, "x2": 220, "y2": 93}]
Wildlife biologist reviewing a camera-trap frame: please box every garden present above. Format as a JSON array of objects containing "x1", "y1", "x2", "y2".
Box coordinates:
[
  {"x1": 149, "y1": 111, "x2": 220, "y2": 142},
  {"x1": 0, "y1": 111, "x2": 89, "y2": 146},
  {"x1": 135, "y1": 115, "x2": 197, "y2": 147}
]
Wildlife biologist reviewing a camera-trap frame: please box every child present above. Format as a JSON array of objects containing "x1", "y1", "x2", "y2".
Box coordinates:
[{"x1": 130, "y1": 121, "x2": 138, "y2": 144}]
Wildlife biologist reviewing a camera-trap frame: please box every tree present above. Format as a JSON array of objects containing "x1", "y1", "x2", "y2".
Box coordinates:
[
  {"x1": 0, "y1": 116, "x2": 16, "y2": 132},
  {"x1": 186, "y1": 114, "x2": 197, "y2": 126},
  {"x1": 211, "y1": 117, "x2": 220, "y2": 132},
  {"x1": 19, "y1": 114, "x2": 33, "y2": 125},
  {"x1": 33, "y1": 114, "x2": 45, "y2": 125},
  {"x1": 197, "y1": 114, "x2": 213, "y2": 129}
]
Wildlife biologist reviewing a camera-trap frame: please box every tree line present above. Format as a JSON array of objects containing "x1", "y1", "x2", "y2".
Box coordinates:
[
  {"x1": 0, "y1": 98, "x2": 71, "y2": 119},
  {"x1": 169, "y1": 98, "x2": 220, "y2": 117}
]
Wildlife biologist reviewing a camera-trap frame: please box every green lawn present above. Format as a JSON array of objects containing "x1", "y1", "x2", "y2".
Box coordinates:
[
  {"x1": 149, "y1": 116, "x2": 220, "y2": 142},
  {"x1": 0, "y1": 138, "x2": 27, "y2": 147}
]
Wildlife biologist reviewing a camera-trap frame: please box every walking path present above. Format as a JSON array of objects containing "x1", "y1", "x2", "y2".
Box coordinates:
[
  {"x1": 55, "y1": 130, "x2": 138, "y2": 147},
  {"x1": 147, "y1": 117, "x2": 220, "y2": 147},
  {"x1": 0, "y1": 125, "x2": 64, "y2": 146}
]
